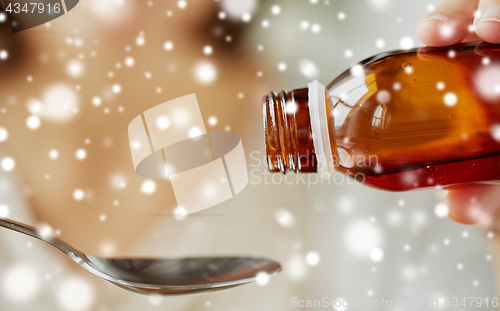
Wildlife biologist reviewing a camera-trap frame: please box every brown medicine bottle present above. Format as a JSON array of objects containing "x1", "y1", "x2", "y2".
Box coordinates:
[{"x1": 263, "y1": 42, "x2": 500, "y2": 191}]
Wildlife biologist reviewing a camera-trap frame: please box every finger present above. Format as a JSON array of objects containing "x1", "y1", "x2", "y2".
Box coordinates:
[
  {"x1": 446, "y1": 184, "x2": 500, "y2": 224},
  {"x1": 474, "y1": 0, "x2": 500, "y2": 43},
  {"x1": 416, "y1": 0, "x2": 478, "y2": 47}
]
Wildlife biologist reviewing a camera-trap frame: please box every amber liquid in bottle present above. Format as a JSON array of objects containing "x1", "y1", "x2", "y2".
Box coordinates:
[{"x1": 263, "y1": 42, "x2": 500, "y2": 191}]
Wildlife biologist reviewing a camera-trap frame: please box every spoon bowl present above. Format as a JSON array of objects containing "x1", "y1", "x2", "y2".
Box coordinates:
[{"x1": 0, "y1": 217, "x2": 281, "y2": 296}]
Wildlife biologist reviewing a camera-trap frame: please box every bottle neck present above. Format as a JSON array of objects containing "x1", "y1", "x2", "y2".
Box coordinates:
[{"x1": 262, "y1": 88, "x2": 317, "y2": 173}]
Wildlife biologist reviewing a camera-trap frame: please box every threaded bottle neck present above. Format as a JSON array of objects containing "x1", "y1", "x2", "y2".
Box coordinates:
[{"x1": 262, "y1": 88, "x2": 316, "y2": 173}]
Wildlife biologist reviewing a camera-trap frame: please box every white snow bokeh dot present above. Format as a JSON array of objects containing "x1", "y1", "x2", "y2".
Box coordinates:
[
  {"x1": 401, "y1": 265, "x2": 418, "y2": 281},
  {"x1": 369, "y1": 248, "x2": 384, "y2": 262},
  {"x1": 112, "y1": 84, "x2": 122, "y2": 94},
  {"x1": 305, "y1": 251, "x2": 320, "y2": 266},
  {"x1": 399, "y1": 36, "x2": 414, "y2": 50},
  {"x1": 439, "y1": 24, "x2": 454, "y2": 38},
  {"x1": 0, "y1": 127, "x2": 7, "y2": 142},
  {"x1": 220, "y1": 0, "x2": 257, "y2": 20},
  {"x1": 76, "y1": 148, "x2": 87, "y2": 160},
  {"x1": 100, "y1": 240, "x2": 116, "y2": 256},
  {"x1": 375, "y1": 39, "x2": 385, "y2": 48},
  {"x1": 124, "y1": 57, "x2": 135, "y2": 67},
  {"x1": 136, "y1": 35, "x2": 145, "y2": 46},
  {"x1": 188, "y1": 126, "x2": 203, "y2": 138},
  {"x1": 208, "y1": 116, "x2": 218, "y2": 126},
  {"x1": 57, "y1": 277, "x2": 95, "y2": 311},
  {"x1": 39, "y1": 223, "x2": 53, "y2": 238},
  {"x1": 298, "y1": 59, "x2": 319, "y2": 79},
  {"x1": 444, "y1": 92, "x2": 458, "y2": 107},
  {"x1": 344, "y1": 49, "x2": 353, "y2": 59},
  {"x1": 474, "y1": 65, "x2": 500, "y2": 101},
  {"x1": 156, "y1": 115, "x2": 170, "y2": 130},
  {"x1": 0, "y1": 50, "x2": 8, "y2": 60},
  {"x1": 386, "y1": 209, "x2": 403, "y2": 226},
  {"x1": 36, "y1": 84, "x2": 79, "y2": 122},
  {"x1": 239, "y1": 8, "x2": 253, "y2": 21},
  {"x1": 344, "y1": 220, "x2": 383, "y2": 257},
  {"x1": 174, "y1": 206, "x2": 188, "y2": 219},
  {"x1": 203, "y1": 45, "x2": 213, "y2": 55},
  {"x1": 110, "y1": 174, "x2": 127, "y2": 190},
  {"x1": 311, "y1": 23, "x2": 321, "y2": 33},
  {"x1": 177, "y1": 0, "x2": 187, "y2": 9},
  {"x1": 164, "y1": 41, "x2": 174, "y2": 51},
  {"x1": 255, "y1": 271, "x2": 270, "y2": 286},
  {"x1": 149, "y1": 296, "x2": 163, "y2": 306},
  {"x1": 26, "y1": 115, "x2": 41, "y2": 130},
  {"x1": 92, "y1": 96, "x2": 102, "y2": 106},
  {"x1": 286, "y1": 254, "x2": 307, "y2": 281},
  {"x1": 368, "y1": 0, "x2": 391, "y2": 10},
  {"x1": 271, "y1": 5, "x2": 281, "y2": 15},
  {"x1": 0, "y1": 204, "x2": 9, "y2": 217},
  {"x1": 2, "y1": 265, "x2": 39, "y2": 302},
  {"x1": 1, "y1": 157, "x2": 15, "y2": 172},
  {"x1": 333, "y1": 297, "x2": 348, "y2": 310},
  {"x1": 491, "y1": 124, "x2": 500, "y2": 142},
  {"x1": 434, "y1": 203, "x2": 449, "y2": 218},
  {"x1": 350, "y1": 64, "x2": 364, "y2": 76},
  {"x1": 73, "y1": 189, "x2": 84, "y2": 201},
  {"x1": 275, "y1": 208, "x2": 296, "y2": 228},
  {"x1": 194, "y1": 62, "x2": 217, "y2": 84},
  {"x1": 278, "y1": 62, "x2": 287, "y2": 72},
  {"x1": 141, "y1": 180, "x2": 157, "y2": 194},
  {"x1": 337, "y1": 197, "x2": 354, "y2": 214},
  {"x1": 49, "y1": 149, "x2": 59, "y2": 160},
  {"x1": 67, "y1": 60, "x2": 84, "y2": 77},
  {"x1": 376, "y1": 90, "x2": 391, "y2": 104},
  {"x1": 87, "y1": 0, "x2": 131, "y2": 24}
]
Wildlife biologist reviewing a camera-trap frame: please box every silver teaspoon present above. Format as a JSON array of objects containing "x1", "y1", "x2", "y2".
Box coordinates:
[{"x1": 0, "y1": 217, "x2": 281, "y2": 296}]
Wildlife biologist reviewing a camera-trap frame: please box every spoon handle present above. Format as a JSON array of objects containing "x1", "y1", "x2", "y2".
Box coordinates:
[{"x1": 0, "y1": 217, "x2": 81, "y2": 257}]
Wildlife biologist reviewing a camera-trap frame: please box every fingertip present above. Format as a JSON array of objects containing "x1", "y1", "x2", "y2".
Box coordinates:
[
  {"x1": 475, "y1": 21, "x2": 500, "y2": 44},
  {"x1": 416, "y1": 19, "x2": 467, "y2": 47},
  {"x1": 446, "y1": 184, "x2": 500, "y2": 225},
  {"x1": 446, "y1": 190, "x2": 479, "y2": 224}
]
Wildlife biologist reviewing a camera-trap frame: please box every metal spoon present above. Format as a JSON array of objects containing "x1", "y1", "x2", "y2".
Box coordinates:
[{"x1": 0, "y1": 217, "x2": 281, "y2": 296}]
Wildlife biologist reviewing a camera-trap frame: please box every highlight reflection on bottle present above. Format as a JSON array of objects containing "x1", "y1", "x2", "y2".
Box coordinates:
[{"x1": 263, "y1": 42, "x2": 500, "y2": 191}]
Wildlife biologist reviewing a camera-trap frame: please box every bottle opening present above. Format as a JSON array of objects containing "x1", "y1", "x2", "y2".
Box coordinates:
[{"x1": 262, "y1": 88, "x2": 317, "y2": 173}]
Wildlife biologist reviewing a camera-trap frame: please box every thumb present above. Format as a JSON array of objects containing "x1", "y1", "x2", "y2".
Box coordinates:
[{"x1": 446, "y1": 184, "x2": 500, "y2": 225}]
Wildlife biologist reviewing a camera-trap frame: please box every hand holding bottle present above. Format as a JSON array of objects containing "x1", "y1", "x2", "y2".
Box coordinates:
[
  {"x1": 417, "y1": 0, "x2": 500, "y2": 224},
  {"x1": 416, "y1": 0, "x2": 500, "y2": 46}
]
